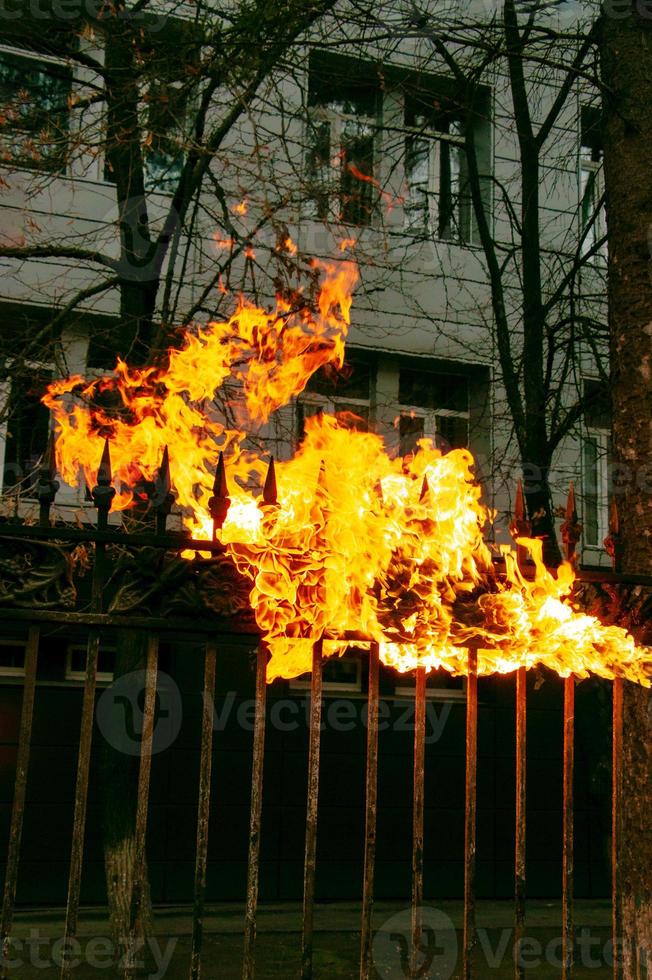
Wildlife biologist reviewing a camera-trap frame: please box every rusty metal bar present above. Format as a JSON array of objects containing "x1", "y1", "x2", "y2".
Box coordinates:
[
  {"x1": 0, "y1": 522, "x2": 227, "y2": 551},
  {"x1": 411, "y1": 665, "x2": 426, "y2": 975},
  {"x1": 242, "y1": 643, "x2": 268, "y2": 980},
  {"x1": 190, "y1": 639, "x2": 218, "y2": 980},
  {"x1": 359, "y1": 641, "x2": 380, "y2": 980},
  {"x1": 125, "y1": 634, "x2": 160, "y2": 979},
  {"x1": 61, "y1": 442, "x2": 114, "y2": 980},
  {"x1": 612, "y1": 676, "x2": 623, "y2": 980},
  {"x1": 562, "y1": 675, "x2": 575, "y2": 979},
  {"x1": 0, "y1": 626, "x2": 39, "y2": 977},
  {"x1": 301, "y1": 639, "x2": 324, "y2": 980},
  {"x1": 514, "y1": 666, "x2": 527, "y2": 980},
  {"x1": 464, "y1": 647, "x2": 479, "y2": 980},
  {"x1": 60, "y1": 631, "x2": 100, "y2": 980}
]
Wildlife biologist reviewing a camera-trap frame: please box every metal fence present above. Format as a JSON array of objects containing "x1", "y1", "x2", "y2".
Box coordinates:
[{"x1": 0, "y1": 439, "x2": 643, "y2": 980}]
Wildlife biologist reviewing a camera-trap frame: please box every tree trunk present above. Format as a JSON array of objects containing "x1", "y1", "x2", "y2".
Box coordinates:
[
  {"x1": 601, "y1": 8, "x2": 652, "y2": 974},
  {"x1": 99, "y1": 628, "x2": 155, "y2": 973}
]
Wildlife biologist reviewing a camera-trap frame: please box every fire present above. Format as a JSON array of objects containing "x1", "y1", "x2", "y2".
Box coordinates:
[{"x1": 43, "y1": 254, "x2": 652, "y2": 686}]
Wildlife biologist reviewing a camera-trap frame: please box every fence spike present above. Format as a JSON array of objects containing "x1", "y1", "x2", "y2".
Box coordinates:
[
  {"x1": 604, "y1": 497, "x2": 621, "y2": 573},
  {"x1": 262, "y1": 457, "x2": 278, "y2": 507},
  {"x1": 97, "y1": 438, "x2": 112, "y2": 487},
  {"x1": 560, "y1": 481, "x2": 581, "y2": 566},
  {"x1": 91, "y1": 439, "x2": 116, "y2": 525},
  {"x1": 208, "y1": 451, "x2": 230, "y2": 535},
  {"x1": 153, "y1": 446, "x2": 174, "y2": 533}
]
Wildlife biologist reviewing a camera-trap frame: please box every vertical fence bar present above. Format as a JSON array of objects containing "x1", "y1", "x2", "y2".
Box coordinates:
[
  {"x1": 60, "y1": 631, "x2": 100, "y2": 980},
  {"x1": 612, "y1": 676, "x2": 624, "y2": 980},
  {"x1": 464, "y1": 647, "x2": 479, "y2": 980},
  {"x1": 514, "y1": 666, "x2": 527, "y2": 980},
  {"x1": 562, "y1": 675, "x2": 575, "y2": 980},
  {"x1": 190, "y1": 639, "x2": 218, "y2": 980},
  {"x1": 61, "y1": 440, "x2": 114, "y2": 980},
  {"x1": 301, "y1": 639, "x2": 324, "y2": 980},
  {"x1": 0, "y1": 626, "x2": 39, "y2": 977},
  {"x1": 359, "y1": 641, "x2": 380, "y2": 980},
  {"x1": 125, "y1": 634, "x2": 160, "y2": 979},
  {"x1": 411, "y1": 665, "x2": 426, "y2": 975},
  {"x1": 242, "y1": 643, "x2": 268, "y2": 980}
]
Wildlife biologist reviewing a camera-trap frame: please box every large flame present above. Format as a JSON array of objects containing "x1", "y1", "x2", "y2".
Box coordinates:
[{"x1": 44, "y1": 251, "x2": 651, "y2": 686}]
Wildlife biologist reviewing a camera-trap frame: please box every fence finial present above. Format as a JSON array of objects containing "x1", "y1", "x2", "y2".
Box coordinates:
[
  {"x1": 209, "y1": 451, "x2": 230, "y2": 536},
  {"x1": 153, "y1": 446, "x2": 174, "y2": 533},
  {"x1": 604, "y1": 497, "x2": 621, "y2": 573},
  {"x1": 561, "y1": 481, "x2": 581, "y2": 566},
  {"x1": 92, "y1": 438, "x2": 116, "y2": 524},
  {"x1": 262, "y1": 457, "x2": 278, "y2": 507}
]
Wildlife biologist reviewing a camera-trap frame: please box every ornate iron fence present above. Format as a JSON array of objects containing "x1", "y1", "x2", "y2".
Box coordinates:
[{"x1": 0, "y1": 438, "x2": 646, "y2": 980}]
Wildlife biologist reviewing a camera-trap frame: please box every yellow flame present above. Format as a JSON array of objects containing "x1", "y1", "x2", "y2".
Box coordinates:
[{"x1": 43, "y1": 253, "x2": 652, "y2": 686}]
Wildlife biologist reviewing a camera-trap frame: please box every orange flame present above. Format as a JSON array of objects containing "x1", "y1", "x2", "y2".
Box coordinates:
[{"x1": 43, "y1": 254, "x2": 651, "y2": 686}]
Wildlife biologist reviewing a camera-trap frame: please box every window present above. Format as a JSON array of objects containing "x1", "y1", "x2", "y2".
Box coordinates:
[
  {"x1": 297, "y1": 356, "x2": 371, "y2": 441},
  {"x1": 404, "y1": 91, "x2": 472, "y2": 243},
  {"x1": 290, "y1": 649, "x2": 363, "y2": 693},
  {"x1": 2, "y1": 369, "x2": 51, "y2": 495},
  {"x1": 394, "y1": 668, "x2": 466, "y2": 701},
  {"x1": 398, "y1": 369, "x2": 469, "y2": 455},
  {"x1": 0, "y1": 641, "x2": 26, "y2": 677},
  {"x1": 66, "y1": 645, "x2": 116, "y2": 683},
  {"x1": 0, "y1": 46, "x2": 71, "y2": 173},
  {"x1": 104, "y1": 21, "x2": 200, "y2": 193},
  {"x1": 307, "y1": 58, "x2": 379, "y2": 226},
  {"x1": 582, "y1": 379, "x2": 611, "y2": 549},
  {"x1": 580, "y1": 106, "x2": 606, "y2": 258}
]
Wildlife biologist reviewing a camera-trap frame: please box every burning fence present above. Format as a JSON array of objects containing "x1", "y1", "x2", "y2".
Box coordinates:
[
  {"x1": 42, "y1": 250, "x2": 651, "y2": 688},
  {"x1": 0, "y1": 245, "x2": 639, "y2": 980}
]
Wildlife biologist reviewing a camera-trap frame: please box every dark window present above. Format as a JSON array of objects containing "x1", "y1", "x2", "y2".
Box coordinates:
[
  {"x1": 580, "y1": 106, "x2": 605, "y2": 255},
  {"x1": 68, "y1": 645, "x2": 115, "y2": 679},
  {"x1": 399, "y1": 369, "x2": 468, "y2": 413},
  {"x1": 0, "y1": 50, "x2": 71, "y2": 172},
  {"x1": 3, "y1": 371, "x2": 51, "y2": 494},
  {"x1": 398, "y1": 368, "x2": 470, "y2": 454},
  {"x1": 404, "y1": 90, "x2": 472, "y2": 242},
  {"x1": 104, "y1": 21, "x2": 201, "y2": 191},
  {"x1": 0, "y1": 643, "x2": 25, "y2": 674},
  {"x1": 307, "y1": 56, "x2": 379, "y2": 226}
]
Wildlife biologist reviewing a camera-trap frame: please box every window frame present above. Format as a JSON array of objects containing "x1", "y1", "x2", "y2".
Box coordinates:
[
  {"x1": 0, "y1": 359, "x2": 53, "y2": 499},
  {"x1": 296, "y1": 389, "x2": 371, "y2": 442},
  {"x1": 404, "y1": 116, "x2": 472, "y2": 243},
  {"x1": 0, "y1": 639, "x2": 26, "y2": 678},
  {"x1": 65, "y1": 643, "x2": 115, "y2": 684},
  {"x1": 305, "y1": 99, "x2": 379, "y2": 227},
  {"x1": 289, "y1": 653, "x2": 363, "y2": 694},
  {"x1": 581, "y1": 425, "x2": 610, "y2": 552},
  {"x1": 0, "y1": 41, "x2": 73, "y2": 176}
]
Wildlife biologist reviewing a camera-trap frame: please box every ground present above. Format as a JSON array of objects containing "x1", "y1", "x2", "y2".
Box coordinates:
[{"x1": 7, "y1": 900, "x2": 613, "y2": 977}]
